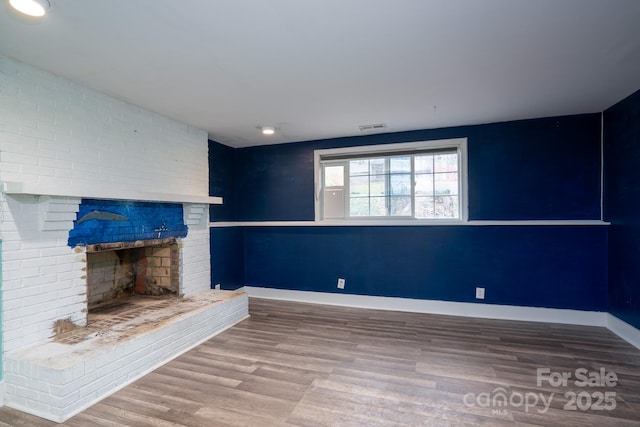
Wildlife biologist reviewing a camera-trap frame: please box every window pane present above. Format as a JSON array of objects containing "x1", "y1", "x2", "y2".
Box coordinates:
[
  {"x1": 390, "y1": 174, "x2": 411, "y2": 195},
  {"x1": 370, "y1": 174, "x2": 386, "y2": 196},
  {"x1": 434, "y1": 153, "x2": 458, "y2": 172},
  {"x1": 434, "y1": 172, "x2": 458, "y2": 195},
  {"x1": 435, "y1": 196, "x2": 459, "y2": 218},
  {"x1": 324, "y1": 165, "x2": 344, "y2": 187},
  {"x1": 350, "y1": 197, "x2": 369, "y2": 216},
  {"x1": 350, "y1": 176, "x2": 369, "y2": 196},
  {"x1": 415, "y1": 155, "x2": 433, "y2": 173},
  {"x1": 415, "y1": 174, "x2": 434, "y2": 196},
  {"x1": 369, "y1": 158, "x2": 387, "y2": 174},
  {"x1": 350, "y1": 159, "x2": 369, "y2": 176},
  {"x1": 415, "y1": 197, "x2": 435, "y2": 218},
  {"x1": 390, "y1": 156, "x2": 411, "y2": 173},
  {"x1": 370, "y1": 196, "x2": 386, "y2": 216},
  {"x1": 321, "y1": 139, "x2": 464, "y2": 221},
  {"x1": 323, "y1": 189, "x2": 344, "y2": 218},
  {"x1": 390, "y1": 196, "x2": 411, "y2": 216}
]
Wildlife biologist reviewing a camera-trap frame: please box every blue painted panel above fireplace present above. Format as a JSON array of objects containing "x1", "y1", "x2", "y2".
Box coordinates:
[{"x1": 68, "y1": 199, "x2": 188, "y2": 247}]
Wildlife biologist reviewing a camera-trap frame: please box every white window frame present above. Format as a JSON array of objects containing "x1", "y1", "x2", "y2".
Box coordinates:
[{"x1": 314, "y1": 138, "x2": 468, "y2": 224}]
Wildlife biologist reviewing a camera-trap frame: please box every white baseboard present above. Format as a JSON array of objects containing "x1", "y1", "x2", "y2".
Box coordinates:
[
  {"x1": 606, "y1": 313, "x2": 640, "y2": 350},
  {"x1": 242, "y1": 287, "x2": 640, "y2": 349},
  {"x1": 0, "y1": 381, "x2": 4, "y2": 407},
  {"x1": 241, "y1": 286, "x2": 607, "y2": 326}
]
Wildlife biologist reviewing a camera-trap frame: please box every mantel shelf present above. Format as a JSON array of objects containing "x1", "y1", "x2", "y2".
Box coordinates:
[{"x1": 0, "y1": 181, "x2": 223, "y2": 205}]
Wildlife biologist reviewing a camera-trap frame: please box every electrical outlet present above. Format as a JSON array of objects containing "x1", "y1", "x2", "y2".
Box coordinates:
[
  {"x1": 215, "y1": 283, "x2": 221, "y2": 290},
  {"x1": 337, "y1": 278, "x2": 345, "y2": 289},
  {"x1": 475, "y1": 287, "x2": 485, "y2": 299}
]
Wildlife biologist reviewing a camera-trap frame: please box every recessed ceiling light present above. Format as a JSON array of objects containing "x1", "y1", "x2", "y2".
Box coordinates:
[
  {"x1": 9, "y1": 0, "x2": 51, "y2": 17},
  {"x1": 261, "y1": 126, "x2": 275, "y2": 135}
]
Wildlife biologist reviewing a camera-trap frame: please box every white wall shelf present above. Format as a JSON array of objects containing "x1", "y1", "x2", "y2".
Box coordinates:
[{"x1": 209, "y1": 219, "x2": 609, "y2": 227}]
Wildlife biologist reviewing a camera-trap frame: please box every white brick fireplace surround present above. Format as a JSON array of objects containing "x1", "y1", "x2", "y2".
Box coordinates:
[{"x1": 0, "y1": 56, "x2": 247, "y2": 421}]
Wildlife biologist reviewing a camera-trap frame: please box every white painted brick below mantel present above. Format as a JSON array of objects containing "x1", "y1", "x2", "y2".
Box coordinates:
[
  {"x1": 184, "y1": 203, "x2": 207, "y2": 227},
  {"x1": 40, "y1": 196, "x2": 82, "y2": 232},
  {"x1": 0, "y1": 195, "x2": 86, "y2": 354}
]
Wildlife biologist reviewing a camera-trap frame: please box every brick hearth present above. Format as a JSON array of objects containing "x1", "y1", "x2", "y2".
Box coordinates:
[{"x1": 3, "y1": 290, "x2": 248, "y2": 423}]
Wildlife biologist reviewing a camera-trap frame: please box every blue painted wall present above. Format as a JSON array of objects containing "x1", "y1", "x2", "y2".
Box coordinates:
[
  {"x1": 209, "y1": 140, "x2": 244, "y2": 288},
  {"x1": 209, "y1": 140, "x2": 237, "y2": 222},
  {"x1": 210, "y1": 227, "x2": 244, "y2": 289},
  {"x1": 210, "y1": 114, "x2": 609, "y2": 311},
  {"x1": 244, "y1": 226, "x2": 606, "y2": 310},
  {"x1": 68, "y1": 199, "x2": 187, "y2": 246},
  {"x1": 604, "y1": 88, "x2": 640, "y2": 329},
  {"x1": 235, "y1": 114, "x2": 602, "y2": 221}
]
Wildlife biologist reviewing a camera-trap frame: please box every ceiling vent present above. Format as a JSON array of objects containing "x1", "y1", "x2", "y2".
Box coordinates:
[{"x1": 358, "y1": 123, "x2": 387, "y2": 134}]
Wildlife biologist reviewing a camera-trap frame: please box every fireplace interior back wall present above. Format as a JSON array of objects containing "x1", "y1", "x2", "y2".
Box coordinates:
[{"x1": 86, "y1": 240, "x2": 180, "y2": 310}]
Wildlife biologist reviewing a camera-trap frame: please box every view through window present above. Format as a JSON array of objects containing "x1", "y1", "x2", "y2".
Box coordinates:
[{"x1": 316, "y1": 139, "x2": 467, "y2": 221}]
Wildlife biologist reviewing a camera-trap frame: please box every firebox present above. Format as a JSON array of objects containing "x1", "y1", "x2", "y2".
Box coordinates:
[{"x1": 86, "y1": 237, "x2": 180, "y2": 311}]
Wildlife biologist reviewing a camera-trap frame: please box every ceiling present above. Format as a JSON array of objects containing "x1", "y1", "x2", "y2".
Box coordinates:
[{"x1": 1, "y1": 0, "x2": 640, "y2": 148}]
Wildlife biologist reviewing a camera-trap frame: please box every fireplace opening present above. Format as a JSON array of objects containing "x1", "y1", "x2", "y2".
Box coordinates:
[{"x1": 86, "y1": 238, "x2": 180, "y2": 314}]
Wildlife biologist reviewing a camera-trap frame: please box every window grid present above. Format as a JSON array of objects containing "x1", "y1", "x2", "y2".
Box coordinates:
[
  {"x1": 322, "y1": 152, "x2": 460, "y2": 220},
  {"x1": 316, "y1": 138, "x2": 467, "y2": 222},
  {"x1": 349, "y1": 157, "x2": 414, "y2": 217}
]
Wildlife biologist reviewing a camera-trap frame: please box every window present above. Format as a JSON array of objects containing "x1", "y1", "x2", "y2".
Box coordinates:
[{"x1": 315, "y1": 138, "x2": 467, "y2": 222}]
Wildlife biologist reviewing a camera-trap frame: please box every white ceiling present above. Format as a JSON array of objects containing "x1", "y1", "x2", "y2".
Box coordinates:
[{"x1": 1, "y1": 0, "x2": 640, "y2": 148}]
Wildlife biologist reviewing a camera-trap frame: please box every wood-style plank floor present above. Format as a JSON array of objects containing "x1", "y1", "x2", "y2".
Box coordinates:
[{"x1": 1, "y1": 298, "x2": 639, "y2": 426}]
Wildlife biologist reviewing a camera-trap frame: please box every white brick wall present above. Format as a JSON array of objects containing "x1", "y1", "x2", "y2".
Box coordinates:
[
  {"x1": 0, "y1": 195, "x2": 85, "y2": 354},
  {"x1": 0, "y1": 56, "x2": 209, "y2": 197},
  {"x1": 0, "y1": 56, "x2": 213, "y2": 354},
  {"x1": 181, "y1": 203, "x2": 211, "y2": 295},
  {"x1": 181, "y1": 229, "x2": 212, "y2": 296}
]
